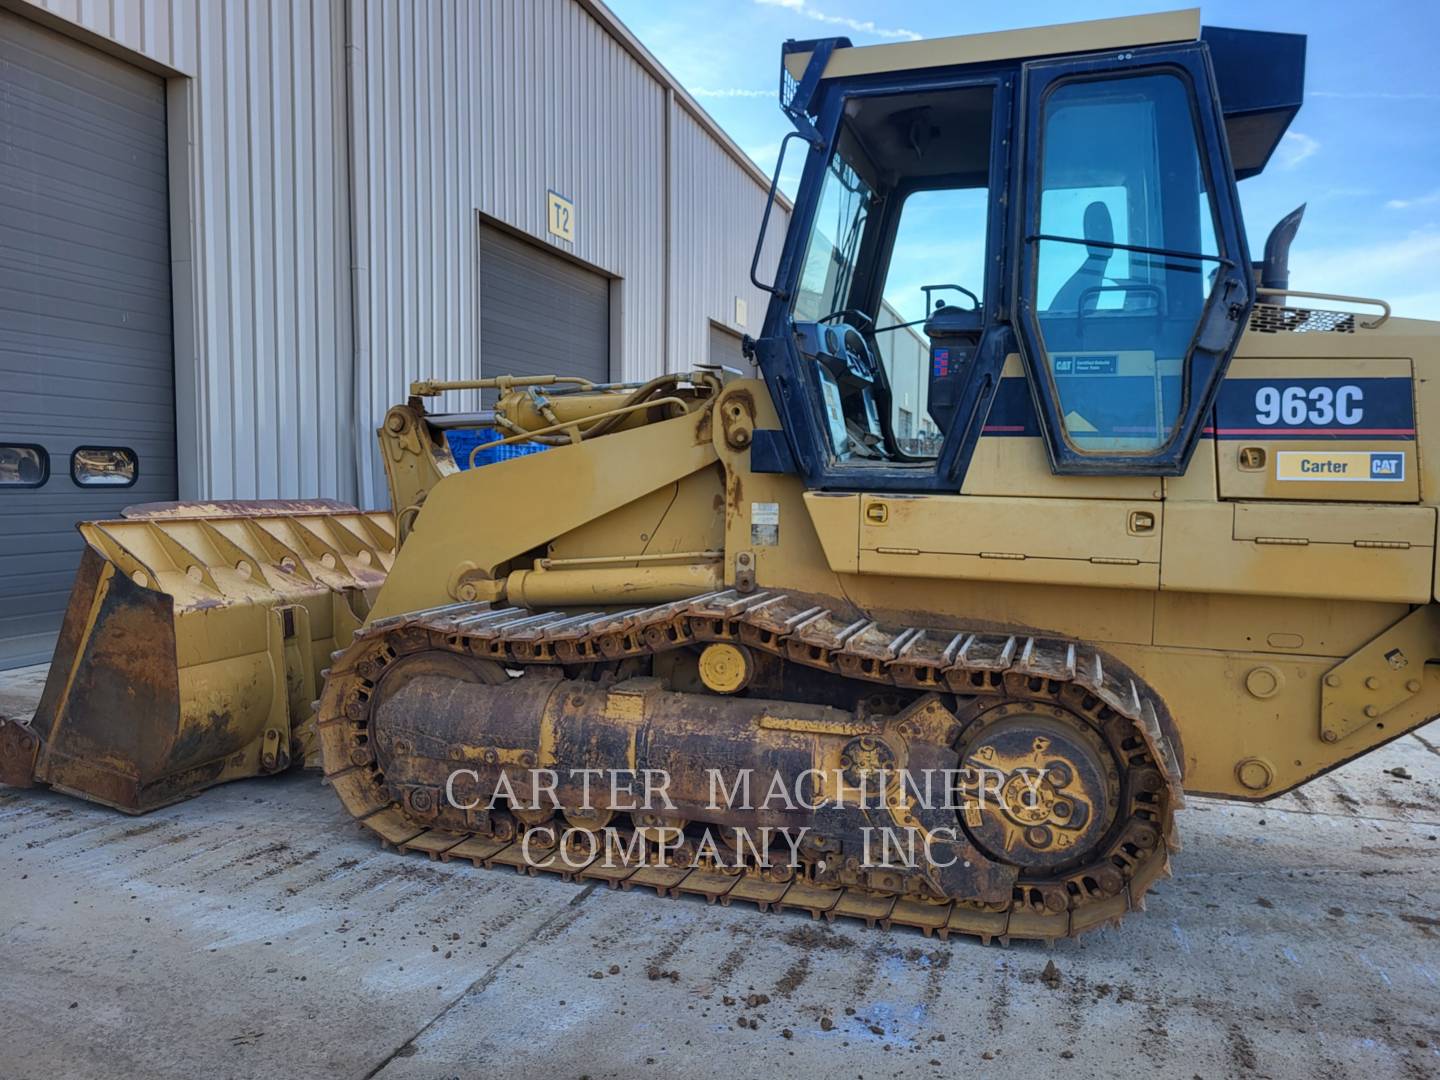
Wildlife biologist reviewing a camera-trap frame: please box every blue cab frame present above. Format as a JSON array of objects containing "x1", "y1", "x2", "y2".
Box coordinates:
[{"x1": 751, "y1": 37, "x2": 1255, "y2": 491}]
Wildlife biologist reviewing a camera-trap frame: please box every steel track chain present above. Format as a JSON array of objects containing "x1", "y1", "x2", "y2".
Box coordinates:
[{"x1": 315, "y1": 589, "x2": 1183, "y2": 944}]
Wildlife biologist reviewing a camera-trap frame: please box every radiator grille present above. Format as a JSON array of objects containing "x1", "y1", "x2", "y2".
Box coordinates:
[{"x1": 1249, "y1": 303, "x2": 1357, "y2": 334}]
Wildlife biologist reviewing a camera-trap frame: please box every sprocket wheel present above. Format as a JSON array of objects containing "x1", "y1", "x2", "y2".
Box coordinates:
[
  {"x1": 952, "y1": 685, "x2": 1170, "y2": 925},
  {"x1": 955, "y1": 701, "x2": 1121, "y2": 873}
]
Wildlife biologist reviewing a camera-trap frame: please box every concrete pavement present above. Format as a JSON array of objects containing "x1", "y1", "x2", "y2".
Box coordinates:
[{"x1": 0, "y1": 662, "x2": 1436, "y2": 1079}]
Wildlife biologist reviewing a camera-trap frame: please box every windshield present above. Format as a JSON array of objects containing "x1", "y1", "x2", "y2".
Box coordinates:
[{"x1": 792, "y1": 153, "x2": 871, "y2": 322}]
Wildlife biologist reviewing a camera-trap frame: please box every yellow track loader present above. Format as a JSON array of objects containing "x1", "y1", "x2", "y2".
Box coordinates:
[{"x1": 4, "y1": 10, "x2": 1439, "y2": 943}]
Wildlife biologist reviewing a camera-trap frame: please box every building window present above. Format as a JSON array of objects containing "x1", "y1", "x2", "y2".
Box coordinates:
[
  {"x1": 0, "y1": 444, "x2": 49, "y2": 488},
  {"x1": 71, "y1": 447, "x2": 138, "y2": 488}
]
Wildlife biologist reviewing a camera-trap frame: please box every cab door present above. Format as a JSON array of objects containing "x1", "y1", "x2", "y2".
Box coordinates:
[
  {"x1": 845, "y1": 43, "x2": 1254, "y2": 590},
  {"x1": 1013, "y1": 43, "x2": 1253, "y2": 477}
]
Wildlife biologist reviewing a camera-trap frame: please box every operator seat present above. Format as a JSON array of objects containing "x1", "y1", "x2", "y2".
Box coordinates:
[{"x1": 1047, "y1": 201, "x2": 1114, "y2": 312}]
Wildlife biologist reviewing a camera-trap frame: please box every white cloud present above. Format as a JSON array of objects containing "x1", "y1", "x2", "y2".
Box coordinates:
[
  {"x1": 1314, "y1": 186, "x2": 1376, "y2": 200},
  {"x1": 754, "y1": 0, "x2": 921, "y2": 42},
  {"x1": 1385, "y1": 189, "x2": 1440, "y2": 210},
  {"x1": 1295, "y1": 229, "x2": 1440, "y2": 280},
  {"x1": 743, "y1": 140, "x2": 782, "y2": 167},
  {"x1": 740, "y1": 139, "x2": 804, "y2": 194},
  {"x1": 1385, "y1": 289, "x2": 1440, "y2": 321},
  {"x1": 690, "y1": 87, "x2": 773, "y2": 99},
  {"x1": 1289, "y1": 230, "x2": 1440, "y2": 320},
  {"x1": 1277, "y1": 131, "x2": 1319, "y2": 169},
  {"x1": 1311, "y1": 90, "x2": 1440, "y2": 101}
]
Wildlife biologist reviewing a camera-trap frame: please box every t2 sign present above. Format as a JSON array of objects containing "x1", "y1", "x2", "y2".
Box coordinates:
[{"x1": 546, "y1": 190, "x2": 575, "y2": 243}]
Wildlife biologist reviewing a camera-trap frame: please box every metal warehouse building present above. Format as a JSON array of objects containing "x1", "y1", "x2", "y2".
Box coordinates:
[{"x1": 0, "y1": 0, "x2": 797, "y2": 668}]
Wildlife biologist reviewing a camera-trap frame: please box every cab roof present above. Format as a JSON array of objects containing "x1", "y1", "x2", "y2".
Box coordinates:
[
  {"x1": 782, "y1": 10, "x2": 1201, "y2": 80},
  {"x1": 780, "y1": 9, "x2": 1305, "y2": 180}
]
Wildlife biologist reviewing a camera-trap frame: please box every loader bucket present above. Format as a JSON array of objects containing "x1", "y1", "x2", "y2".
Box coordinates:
[{"x1": 0, "y1": 501, "x2": 396, "y2": 813}]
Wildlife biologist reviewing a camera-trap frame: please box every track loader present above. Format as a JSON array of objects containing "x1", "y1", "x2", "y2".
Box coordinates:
[{"x1": 5, "y1": 10, "x2": 1440, "y2": 943}]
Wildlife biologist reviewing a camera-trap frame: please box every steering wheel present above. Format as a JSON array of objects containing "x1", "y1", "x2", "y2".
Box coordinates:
[
  {"x1": 817, "y1": 307, "x2": 874, "y2": 329},
  {"x1": 839, "y1": 324, "x2": 879, "y2": 379}
]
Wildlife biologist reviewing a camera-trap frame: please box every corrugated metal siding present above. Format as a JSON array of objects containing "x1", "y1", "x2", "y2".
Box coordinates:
[
  {"x1": 473, "y1": 0, "x2": 665, "y2": 387},
  {"x1": 347, "y1": 0, "x2": 482, "y2": 501},
  {"x1": 669, "y1": 106, "x2": 786, "y2": 370},
  {"x1": 23, "y1": 0, "x2": 789, "y2": 507},
  {"x1": 349, "y1": 0, "x2": 668, "y2": 501},
  {"x1": 26, "y1": 0, "x2": 354, "y2": 502},
  {"x1": 187, "y1": 0, "x2": 353, "y2": 501},
  {"x1": 20, "y1": 0, "x2": 192, "y2": 73}
]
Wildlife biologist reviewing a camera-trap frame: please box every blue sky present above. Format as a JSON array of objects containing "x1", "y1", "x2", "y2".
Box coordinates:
[{"x1": 607, "y1": 0, "x2": 1440, "y2": 320}]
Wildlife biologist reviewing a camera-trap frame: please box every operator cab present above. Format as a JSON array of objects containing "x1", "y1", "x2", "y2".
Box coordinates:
[
  {"x1": 789, "y1": 82, "x2": 994, "y2": 465},
  {"x1": 751, "y1": 12, "x2": 1304, "y2": 490}
]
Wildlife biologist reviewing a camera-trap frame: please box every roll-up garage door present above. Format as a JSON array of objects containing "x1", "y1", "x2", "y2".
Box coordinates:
[
  {"x1": 0, "y1": 10, "x2": 177, "y2": 669},
  {"x1": 479, "y1": 224, "x2": 610, "y2": 393},
  {"x1": 708, "y1": 322, "x2": 746, "y2": 370}
]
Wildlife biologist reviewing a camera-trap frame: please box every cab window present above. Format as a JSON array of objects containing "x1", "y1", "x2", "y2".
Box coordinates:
[
  {"x1": 873, "y1": 186, "x2": 989, "y2": 461},
  {"x1": 788, "y1": 82, "x2": 995, "y2": 467},
  {"x1": 1034, "y1": 72, "x2": 1219, "y2": 453},
  {"x1": 792, "y1": 156, "x2": 872, "y2": 324}
]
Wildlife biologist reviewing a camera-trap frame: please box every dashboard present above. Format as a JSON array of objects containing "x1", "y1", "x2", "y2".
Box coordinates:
[
  {"x1": 793, "y1": 320, "x2": 888, "y2": 461},
  {"x1": 796, "y1": 322, "x2": 879, "y2": 385}
]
